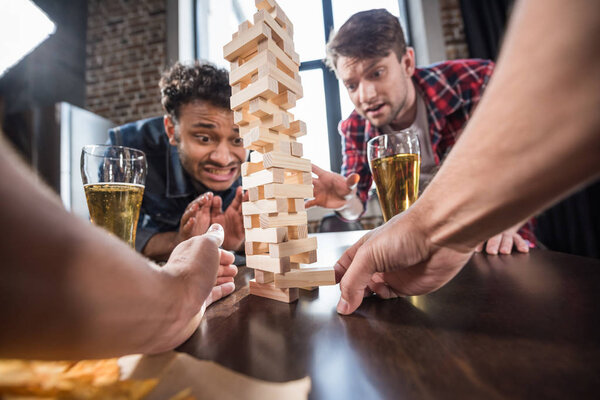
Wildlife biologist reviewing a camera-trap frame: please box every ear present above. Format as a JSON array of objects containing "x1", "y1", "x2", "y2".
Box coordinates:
[
  {"x1": 164, "y1": 115, "x2": 177, "y2": 146},
  {"x1": 403, "y1": 47, "x2": 416, "y2": 77}
]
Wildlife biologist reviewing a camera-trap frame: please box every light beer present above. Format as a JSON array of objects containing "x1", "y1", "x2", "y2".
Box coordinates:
[
  {"x1": 370, "y1": 153, "x2": 420, "y2": 221},
  {"x1": 84, "y1": 183, "x2": 144, "y2": 248}
]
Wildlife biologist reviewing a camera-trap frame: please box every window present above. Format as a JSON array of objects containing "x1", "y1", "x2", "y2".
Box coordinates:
[{"x1": 196, "y1": 0, "x2": 408, "y2": 173}]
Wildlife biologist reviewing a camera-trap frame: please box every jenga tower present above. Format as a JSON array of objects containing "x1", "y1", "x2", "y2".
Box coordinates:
[{"x1": 224, "y1": 0, "x2": 335, "y2": 303}]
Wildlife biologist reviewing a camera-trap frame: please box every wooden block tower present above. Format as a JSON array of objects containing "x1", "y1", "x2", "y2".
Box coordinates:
[{"x1": 224, "y1": 0, "x2": 335, "y2": 303}]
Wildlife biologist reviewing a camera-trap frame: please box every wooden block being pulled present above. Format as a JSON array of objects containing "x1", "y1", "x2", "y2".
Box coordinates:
[
  {"x1": 260, "y1": 211, "x2": 308, "y2": 228},
  {"x1": 269, "y1": 237, "x2": 317, "y2": 258},
  {"x1": 249, "y1": 279, "x2": 299, "y2": 303},
  {"x1": 242, "y1": 167, "x2": 284, "y2": 189},
  {"x1": 263, "y1": 151, "x2": 311, "y2": 172},
  {"x1": 274, "y1": 267, "x2": 336, "y2": 289},
  {"x1": 246, "y1": 255, "x2": 291, "y2": 273},
  {"x1": 290, "y1": 250, "x2": 317, "y2": 264},
  {"x1": 264, "y1": 183, "x2": 313, "y2": 199},
  {"x1": 245, "y1": 227, "x2": 288, "y2": 243}
]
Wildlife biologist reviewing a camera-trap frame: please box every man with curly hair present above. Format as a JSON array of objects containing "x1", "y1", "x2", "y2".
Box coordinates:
[{"x1": 109, "y1": 61, "x2": 246, "y2": 261}]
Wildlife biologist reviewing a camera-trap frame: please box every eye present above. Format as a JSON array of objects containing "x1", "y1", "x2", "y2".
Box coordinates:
[
  {"x1": 195, "y1": 134, "x2": 211, "y2": 143},
  {"x1": 345, "y1": 83, "x2": 357, "y2": 92},
  {"x1": 232, "y1": 137, "x2": 244, "y2": 146},
  {"x1": 372, "y1": 68, "x2": 384, "y2": 79}
]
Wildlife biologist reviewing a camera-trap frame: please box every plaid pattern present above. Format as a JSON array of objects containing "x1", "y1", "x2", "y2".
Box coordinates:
[{"x1": 339, "y1": 59, "x2": 536, "y2": 245}]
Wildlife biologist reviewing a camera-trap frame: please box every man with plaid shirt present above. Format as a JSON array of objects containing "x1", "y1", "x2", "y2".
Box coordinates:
[{"x1": 307, "y1": 9, "x2": 535, "y2": 254}]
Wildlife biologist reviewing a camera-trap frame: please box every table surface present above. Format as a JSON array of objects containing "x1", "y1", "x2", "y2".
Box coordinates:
[{"x1": 178, "y1": 231, "x2": 600, "y2": 400}]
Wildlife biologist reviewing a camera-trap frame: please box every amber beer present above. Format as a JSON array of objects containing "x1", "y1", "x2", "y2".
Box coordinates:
[
  {"x1": 84, "y1": 183, "x2": 144, "y2": 248},
  {"x1": 370, "y1": 153, "x2": 421, "y2": 221}
]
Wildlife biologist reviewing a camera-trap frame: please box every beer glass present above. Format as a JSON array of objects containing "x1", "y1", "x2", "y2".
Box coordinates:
[
  {"x1": 80, "y1": 145, "x2": 147, "y2": 248},
  {"x1": 367, "y1": 130, "x2": 420, "y2": 222}
]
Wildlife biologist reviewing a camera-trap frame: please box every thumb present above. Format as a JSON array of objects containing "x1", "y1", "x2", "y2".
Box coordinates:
[
  {"x1": 345, "y1": 173, "x2": 360, "y2": 189},
  {"x1": 204, "y1": 223, "x2": 224, "y2": 247},
  {"x1": 337, "y1": 247, "x2": 376, "y2": 315}
]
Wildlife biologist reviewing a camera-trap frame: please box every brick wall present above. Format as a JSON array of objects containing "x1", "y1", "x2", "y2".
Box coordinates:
[
  {"x1": 439, "y1": 0, "x2": 469, "y2": 60},
  {"x1": 86, "y1": 0, "x2": 167, "y2": 126}
]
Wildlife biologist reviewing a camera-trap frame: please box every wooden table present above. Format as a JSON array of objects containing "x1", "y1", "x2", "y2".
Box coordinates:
[{"x1": 178, "y1": 231, "x2": 600, "y2": 399}]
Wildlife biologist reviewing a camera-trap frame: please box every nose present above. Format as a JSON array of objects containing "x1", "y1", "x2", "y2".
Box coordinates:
[
  {"x1": 209, "y1": 141, "x2": 234, "y2": 166},
  {"x1": 358, "y1": 81, "x2": 377, "y2": 105}
]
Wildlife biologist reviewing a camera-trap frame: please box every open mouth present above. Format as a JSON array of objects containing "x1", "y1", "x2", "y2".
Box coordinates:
[
  {"x1": 202, "y1": 165, "x2": 238, "y2": 182},
  {"x1": 365, "y1": 103, "x2": 385, "y2": 115}
]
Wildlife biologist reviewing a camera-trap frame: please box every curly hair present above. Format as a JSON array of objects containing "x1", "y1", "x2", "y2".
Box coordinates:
[
  {"x1": 326, "y1": 9, "x2": 407, "y2": 73},
  {"x1": 159, "y1": 61, "x2": 231, "y2": 121}
]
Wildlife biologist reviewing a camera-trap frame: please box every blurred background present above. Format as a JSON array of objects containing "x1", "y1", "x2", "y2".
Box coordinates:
[{"x1": 1, "y1": 0, "x2": 597, "y2": 258}]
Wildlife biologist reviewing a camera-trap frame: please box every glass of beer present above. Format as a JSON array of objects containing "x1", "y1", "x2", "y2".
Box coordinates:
[
  {"x1": 367, "y1": 130, "x2": 420, "y2": 222},
  {"x1": 80, "y1": 145, "x2": 147, "y2": 248}
]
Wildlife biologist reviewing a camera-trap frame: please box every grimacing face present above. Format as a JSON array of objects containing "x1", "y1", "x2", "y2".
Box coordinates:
[
  {"x1": 164, "y1": 100, "x2": 245, "y2": 192},
  {"x1": 337, "y1": 50, "x2": 416, "y2": 129}
]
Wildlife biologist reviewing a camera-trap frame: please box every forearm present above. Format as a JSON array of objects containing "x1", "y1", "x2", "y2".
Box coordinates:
[
  {"x1": 142, "y1": 231, "x2": 179, "y2": 262},
  {"x1": 414, "y1": 0, "x2": 600, "y2": 250},
  {"x1": 0, "y1": 142, "x2": 185, "y2": 359}
]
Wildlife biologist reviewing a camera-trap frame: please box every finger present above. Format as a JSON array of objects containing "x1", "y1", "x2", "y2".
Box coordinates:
[
  {"x1": 513, "y1": 233, "x2": 530, "y2": 253},
  {"x1": 217, "y1": 263, "x2": 237, "y2": 277},
  {"x1": 211, "y1": 195, "x2": 223, "y2": 216},
  {"x1": 475, "y1": 242, "x2": 484, "y2": 252},
  {"x1": 311, "y1": 163, "x2": 326, "y2": 177},
  {"x1": 204, "y1": 282, "x2": 236, "y2": 308},
  {"x1": 242, "y1": 190, "x2": 249, "y2": 202},
  {"x1": 345, "y1": 173, "x2": 360, "y2": 189},
  {"x1": 485, "y1": 234, "x2": 502, "y2": 255},
  {"x1": 228, "y1": 186, "x2": 244, "y2": 211},
  {"x1": 204, "y1": 223, "x2": 224, "y2": 247},
  {"x1": 181, "y1": 216, "x2": 195, "y2": 236},
  {"x1": 337, "y1": 247, "x2": 377, "y2": 315},
  {"x1": 216, "y1": 276, "x2": 235, "y2": 285},
  {"x1": 499, "y1": 234, "x2": 514, "y2": 255},
  {"x1": 368, "y1": 281, "x2": 401, "y2": 299},
  {"x1": 180, "y1": 202, "x2": 198, "y2": 226},
  {"x1": 219, "y1": 248, "x2": 236, "y2": 265},
  {"x1": 333, "y1": 232, "x2": 371, "y2": 283},
  {"x1": 304, "y1": 198, "x2": 317, "y2": 209}
]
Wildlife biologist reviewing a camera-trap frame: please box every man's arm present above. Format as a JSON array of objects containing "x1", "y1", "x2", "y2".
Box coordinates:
[
  {"x1": 334, "y1": 0, "x2": 600, "y2": 314},
  {"x1": 0, "y1": 139, "x2": 234, "y2": 359}
]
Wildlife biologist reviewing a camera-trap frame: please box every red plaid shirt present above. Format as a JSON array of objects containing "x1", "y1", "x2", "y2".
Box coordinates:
[{"x1": 339, "y1": 59, "x2": 536, "y2": 245}]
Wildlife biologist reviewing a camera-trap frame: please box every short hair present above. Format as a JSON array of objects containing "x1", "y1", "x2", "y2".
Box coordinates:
[
  {"x1": 326, "y1": 9, "x2": 407, "y2": 72},
  {"x1": 159, "y1": 61, "x2": 231, "y2": 121}
]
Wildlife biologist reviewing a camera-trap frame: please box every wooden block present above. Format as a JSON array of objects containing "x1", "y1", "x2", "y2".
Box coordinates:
[
  {"x1": 249, "y1": 97, "x2": 293, "y2": 120},
  {"x1": 241, "y1": 160, "x2": 264, "y2": 176},
  {"x1": 242, "y1": 126, "x2": 281, "y2": 149},
  {"x1": 232, "y1": 83, "x2": 242, "y2": 95},
  {"x1": 248, "y1": 186, "x2": 264, "y2": 201},
  {"x1": 264, "y1": 183, "x2": 313, "y2": 199},
  {"x1": 249, "y1": 279, "x2": 299, "y2": 303},
  {"x1": 243, "y1": 214, "x2": 260, "y2": 229},
  {"x1": 245, "y1": 241, "x2": 269, "y2": 255},
  {"x1": 230, "y1": 76, "x2": 279, "y2": 110},
  {"x1": 288, "y1": 198, "x2": 304, "y2": 212},
  {"x1": 284, "y1": 171, "x2": 312, "y2": 185},
  {"x1": 290, "y1": 250, "x2": 317, "y2": 264},
  {"x1": 238, "y1": 20, "x2": 251, "y2": 32},
  {"x1": 255, "y1": 0, "x2": 276, "y2": 12},
  {"x1": 229, "y1": 50, "x2": 274, "y2": 86},
  {"x1": 245, "y1": 227, "x2": 288, "y2": 243},
  {"x1": 263, "y1": 151, "x2": 311, "y2": 172},
  {"x1": 260, "y1": 211, "x2": 308, "y2": 228},
  {"x1": 262, "y1": 62, "x2": 303, "y2": 98},
  {"x1": 290, "y1": 262, "x2": 301, "y2": 269},
  {"x1": 288, "y1": 224, "x2": 308, "y2": 239},
  {"x1": 249, "y1": 151, "x2": 263, "y2": 163},
  {"x1": 271, "y1": 4, "x2": 294, "y2": 37},
  {"x1": 242, "y1": 198, "x2": 288, "y2": 215},
  {"x1": 274, "y1": 268, "x2": 336, "y2": 289},
  {"x1": 264, "y1": 140, "x2": 292, "y2": 155},
  {"x1": 280, "y1": 120, "x2": 307, "y2": 138},
  {"x1": 270, "y1": 90, "x2": 296, "y2": 110},
  {"x1": 269, "y1": 237, "x2": 317, "y2": 258},
  {"x1": 239, "y1": 111, "x2": 290, "y2": 135},
  {"x1": 242, "y1": 167, "x2": 284, "y2": 189},
  {"x1": 254, "y1": 270, "x2": 274, "y2": 284},
  {"x1": 246, "y1": 255, "x2": 291, "y2": 273},
  {"x1": 254, "y1": 10, "x2": 294, "y2": 57},
  {"x1": 223, "y1": 22, "x2": 271, "y2": 62},
  {"x1": 234, "y1": 109, "x2": 256, "y2": 126},
  {"x1": 290, "y1": 141, "x2": 303, "y2": 157}
]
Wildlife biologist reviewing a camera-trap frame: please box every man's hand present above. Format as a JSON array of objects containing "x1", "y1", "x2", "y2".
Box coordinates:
[
  {"x1": 306, "y1": 164, "x2": 360, "y2": 209},
  {"x1": 156, "y1": 224, "x2": 236, "y2": 352},
  {"x1": 210, "y1": 186, "x2": 247, "y2": 251},
  {"x1": 334, "y1": 210, "x2": 473, "y2": 315},
  {"x1": 176, "y1": 192, "x2": 213, "y2": 244},
  {"x1": 475, "y1": 223, "x2": 530, "y2": 255}
]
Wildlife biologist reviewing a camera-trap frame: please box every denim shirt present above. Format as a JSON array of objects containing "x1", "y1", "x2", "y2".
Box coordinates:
[{"x1": 108, "y1": 117, "x2": 241, "y2": 252}]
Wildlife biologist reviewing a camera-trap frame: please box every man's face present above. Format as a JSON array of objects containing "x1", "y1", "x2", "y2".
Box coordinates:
[
  {"x1": 337, "y1": 50, "x2": 416, "y2": 128},
  {"x1": 164, "y1": 101, "x2": 245, "y2": 192}
]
